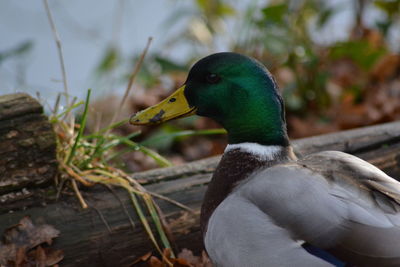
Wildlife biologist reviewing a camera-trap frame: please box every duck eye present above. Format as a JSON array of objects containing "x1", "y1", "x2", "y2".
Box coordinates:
[{"x1": 205, "y1": 73, "x2": 221, "y2": 84}]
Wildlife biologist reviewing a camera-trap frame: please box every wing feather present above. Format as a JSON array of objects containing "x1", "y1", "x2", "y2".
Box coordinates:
[{"x1": 239, "y1": 151, "x2": 400, "y2": 266}]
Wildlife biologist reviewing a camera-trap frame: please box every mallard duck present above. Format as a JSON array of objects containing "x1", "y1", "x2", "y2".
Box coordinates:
[{"x1": 130, "y1": 52, "x2": 400, "y2": 267}]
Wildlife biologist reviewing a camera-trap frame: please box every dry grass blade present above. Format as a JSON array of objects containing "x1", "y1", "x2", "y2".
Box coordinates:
[
  {"x1": 147, "y1": 191, "x2": 195, "y2": 213},
  {"x1": 42, "y1": 0, "x2": 70, "y2": 108},
  {"x1": 43, "y1": 9, "x2": 180, "y2": 257},
  {"x1": 77, "y1": 165, "x2": 177, "y2": 265},
  {"x1": 129, "y1": 192, "x2": 163, "y2": 253},
  {"x1": 106, "y1": 185, "x2": 136, "y2": 229},
  {"x1": 110, "y1": 167, "x2": 193, "y2": 212},
  {"x1": 61, "y1": 162, "x2": 95, "y2": 187},
  {"x1": 51, "y1": 91, "x2": 182, "y2": 263},
  {"x1": 71, "y1": 179, "x2": 88, "y2": 209},
  {"x1": 51, "y1": 88, "x2": 181, "y2": 257},
  {"x1": 143, "y1": 194, "x2": 174, "y2": 257},
  {"x1": 108, "y1": 36, "x2": 153, "y2": 132}
]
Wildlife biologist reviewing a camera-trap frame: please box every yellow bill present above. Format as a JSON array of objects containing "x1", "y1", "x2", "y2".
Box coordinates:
[{"x1": 130, "y1": 85, "x2": 196, "y2": 125}]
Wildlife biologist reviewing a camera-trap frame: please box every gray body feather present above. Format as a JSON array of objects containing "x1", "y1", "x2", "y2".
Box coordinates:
[{"x1": 204, "y1": 151, "x2": 400, "y2": 266}]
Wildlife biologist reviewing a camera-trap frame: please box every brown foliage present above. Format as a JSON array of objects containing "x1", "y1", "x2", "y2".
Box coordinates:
[
  {"x1": 132, "y1": 248, "x2": 212, "y2": 267},
  {"x1": 0, "y1": 217, "x2": 63, "y2": 267}
]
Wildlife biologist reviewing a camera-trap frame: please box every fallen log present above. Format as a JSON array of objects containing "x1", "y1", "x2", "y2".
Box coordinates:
[
  {"x1": 0, "y1": 93, "x2": 399, "y2": 266},
  {"x1": 0, "y1": 93, "x2": 57, "y2": 197}
]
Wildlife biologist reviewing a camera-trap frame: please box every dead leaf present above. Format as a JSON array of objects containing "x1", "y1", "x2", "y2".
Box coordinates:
[
  {"x1": 178, "y1": 249, "x2": 212, "y2": 267},
  {"x1": 131, "y1": 252, "x2": 152, "y2": 265},
  {"x1": 42, "y1": 248, "x2": 64, "y2": 266},
  {"x1": 371, "y1": 54, "x2": 400, "y2": 82},
  {"x1": 3, "y1": 216, "x2": 59, "y2": 248},
  {"x1": 0, "y1": 216, "x2": 63, "y2": 267},
  {"x1": 132, "y1": 248, "x2": 212, "y2": 267},
  {"x1": 15, "y1": 247, "x2": 26, "y2": 267},
  {"x1": 148, "y1": 256, "x2": 163, "y2": 267},
  {"x1": 168, "y1": 211, "x2": 199, "y2": 235},
  {"x1": 34, "y1": 246, "x2": 46, "y2": 267}
]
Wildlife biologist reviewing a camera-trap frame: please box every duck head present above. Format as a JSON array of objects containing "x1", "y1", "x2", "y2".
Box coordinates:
[{"x1": 130, "y1": 52, "x2": 289, "y2": 146}]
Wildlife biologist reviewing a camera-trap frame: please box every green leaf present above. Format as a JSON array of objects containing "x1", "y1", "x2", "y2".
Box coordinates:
[
  {"x1": 141, "y1": 128, "x2": 226, "y2": 149},
  {"x1": 374, "y1": 0, "x2": 400, "y2": 17},
  {"x1": 66, "y1": 89, "x2": 92, "y2": 165},
  {"x1": 329, "y1": 40, "x2": 387, "y2": 70},
  {"x1": 117, "y1": 137, "x2": 172, "y2": 167},
  {"x1": 96, "y1": 46, "x2": 119, "y2": 74},
  {"x1": 261, "y1": 3, "x2": 288, "y2": 25},
  {"x1": 316, "y1": 7, "x2": 337, "y2": 29},
  {"x1": 376, "y1": 20, "x2": 392, "y2": 36},
  {"x1": 154, "y1": 56, "x2": 188, "y2": 72},
  {"x1": 0, "y1": 41, "x2": 33, "y2": 63},
  {"x1": 50, "y1": 101, "x2": 84, "y2": 123},
  {"x1": 196, "y1": 0, "x2": 236, "y2": 17},
  {"x1": 218, "y1": 3, "x2": 236, "y2": 16}
]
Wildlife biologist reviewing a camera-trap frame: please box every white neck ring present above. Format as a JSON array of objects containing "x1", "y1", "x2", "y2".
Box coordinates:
[{"x1": 225, "y1": 142, "x2": 283, "y2": 161}]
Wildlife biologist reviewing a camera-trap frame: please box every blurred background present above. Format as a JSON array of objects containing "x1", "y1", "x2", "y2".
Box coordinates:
[{"x1": 1, "y1": 0, "x2": 400, "y2": 171}]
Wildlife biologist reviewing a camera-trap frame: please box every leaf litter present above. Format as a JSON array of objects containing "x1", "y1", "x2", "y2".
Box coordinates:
[
  {"x1": 0, "y1": 216, "x2": 63, "y2": 267},
  {"x1": 131, "y1": 248, "x2": 212, "y2": 267}
]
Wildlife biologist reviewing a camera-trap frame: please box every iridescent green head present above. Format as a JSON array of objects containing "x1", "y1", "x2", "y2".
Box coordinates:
[{"x1": 130, "y1": 52, "x2": 289, "y2": 146}]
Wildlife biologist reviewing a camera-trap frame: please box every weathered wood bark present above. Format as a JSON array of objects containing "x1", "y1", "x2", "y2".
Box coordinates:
[
  {"x1": 0, "y1": 113, "x2": 399, "y2": 266},
  {"x1": 0, "y1": 93, "x2": 57, "y2": 198}
]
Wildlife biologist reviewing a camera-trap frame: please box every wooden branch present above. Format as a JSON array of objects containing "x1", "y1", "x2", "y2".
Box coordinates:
[
  {"x1": 0, "y1": 93, "x2": 57, "y2": 197},
  {"x1": 0, "y1": 93, "x2": 399, "y2": 266},
  {"x1": 133, "y1": 120, "x2": 400, "y2": 185}
]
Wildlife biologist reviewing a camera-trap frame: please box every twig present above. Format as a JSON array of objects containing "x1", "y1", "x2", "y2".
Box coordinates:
[
  {"x1": 71, "y1": 179, "x2": 88, "y2": 209},
  {"x1": 43, "y1": 0, "x2": 70, "y2": 107},
  {"x1": 107, "y1": 37, "x2": 153, "y2": 133}
]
